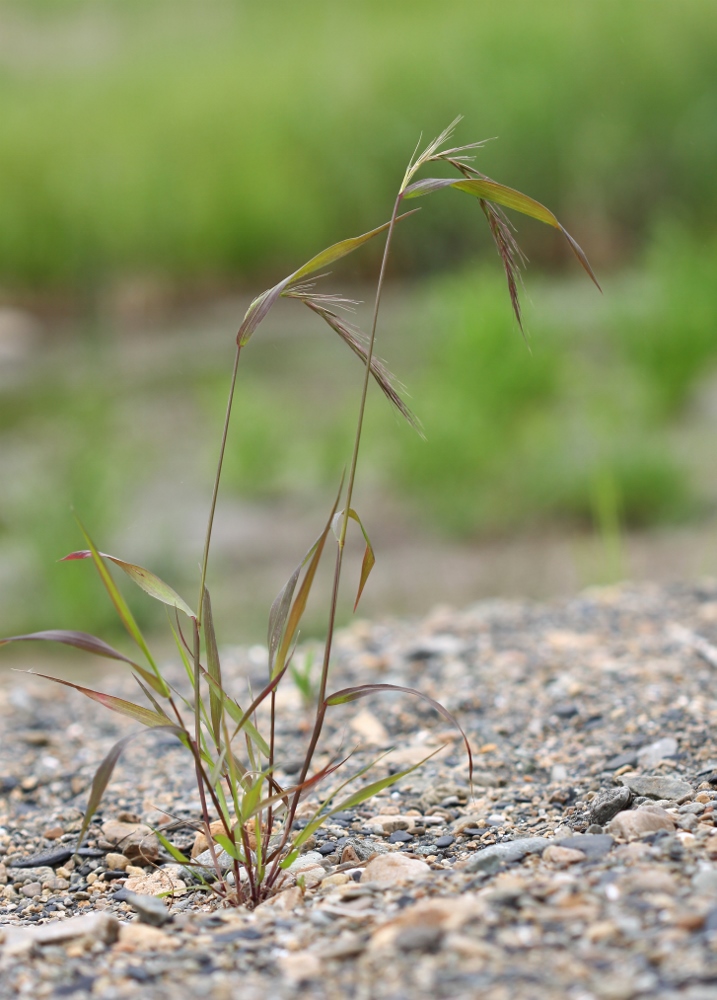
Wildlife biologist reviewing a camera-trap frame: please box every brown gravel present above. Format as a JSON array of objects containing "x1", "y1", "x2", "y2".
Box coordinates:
[{"x1": 3, "y1": 579, "x2": 717, "y2": 998}]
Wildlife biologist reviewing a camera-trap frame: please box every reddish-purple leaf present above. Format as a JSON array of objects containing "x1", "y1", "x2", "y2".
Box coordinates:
[
  {"x1": 26, "y1": 672, "x2": 170, "y2": 728},
  {"x1": 331, "y1": 508, "x2": 376, "y2": 611},
  {"x1": 272, "y1": 474, "x2": 344, "y2": 678},
  {"x1": 0, "y1": 630, "x2": 140, "y2": 666},
  {"x1": 325, "y1": 682, "x2": 473, "y2": 782}
]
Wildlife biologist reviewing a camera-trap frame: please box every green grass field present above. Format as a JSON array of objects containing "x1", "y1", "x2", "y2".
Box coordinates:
[{"x1": 0, "y1": 0, "x2": 715, "y2": 291}]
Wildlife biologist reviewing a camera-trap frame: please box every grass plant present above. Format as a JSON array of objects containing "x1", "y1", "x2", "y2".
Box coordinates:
[{"x1": 0, "y1": 121, "x2": 597, "y2": 906}]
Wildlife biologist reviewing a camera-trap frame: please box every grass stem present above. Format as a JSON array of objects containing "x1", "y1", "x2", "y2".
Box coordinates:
[{"x1": 197, "y1": 344, "x2": 242, "y2": 626}]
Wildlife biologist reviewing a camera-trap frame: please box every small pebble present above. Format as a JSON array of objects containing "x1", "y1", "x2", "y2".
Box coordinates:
[{"x1": 388, "y1": 830, "x2": 414, "y2": 844}]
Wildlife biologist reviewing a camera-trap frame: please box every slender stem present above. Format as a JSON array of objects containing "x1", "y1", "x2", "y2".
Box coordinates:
[
  {"x1": 339, "y1": 193, "x2": 402, "y2": 549},
  {"x1": 191, "y1": 618, "x2": 220, "y2": 880},
  {"x1": 272, "y1": 193, "x2": 404, "y2": 872},
  {"x1": 197, "y1": 344, "x2": 242, "y2": 626}
]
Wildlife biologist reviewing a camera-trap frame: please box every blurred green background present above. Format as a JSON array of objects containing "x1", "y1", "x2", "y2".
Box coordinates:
[{"x1": 1, "y1": 0, "x2": 716, "y2": 647}]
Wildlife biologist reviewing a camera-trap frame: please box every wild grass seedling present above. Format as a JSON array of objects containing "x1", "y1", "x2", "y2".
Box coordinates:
[
  {"x1": 289, "y1": 649, "x2": 318, "y2": 710},
  {"x1": 1, "y1": 119, "x2": 597, "y2": 907}
]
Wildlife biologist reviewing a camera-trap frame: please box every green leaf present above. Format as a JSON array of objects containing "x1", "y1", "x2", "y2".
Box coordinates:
[
  {"x1": 70, "y1": 521, "x2": 163, "y2": 687},
  {"x1": 209, "y1": 748, "x2": 229, "y2": 788},
  {"x1": 133, "y1": 663, "x2": 171, "y2": 698},
  {"x1": 240, "y1": 774, "x2": 266, "y2": 824},
  {"x1": 402, "y1": 176, "x2": 600, "y2": 289},
  {"x1": 63, "y1": 549, "x2": 194, "y2": 619},
  {"x1": 213, "y1": 833, "x2": 243, "y2": 862},
  {"x1": 134, "y1": 676, "x2": 171, "y2": 720},
  {"x1": 243, "y1": 754, "x2": 350, "y2": 825},
  {"x1": 155, "y1": 830, "x2": 191, "y2": 865},
  {"x1": 29, "y1": 671, "x2": 170, "y2": 728},
  {"x1": 237, "y1": 211, "x2": 418, "y2": 346},
  {"x1": 203, "y1": 672, "x2": 269, "y2": 757},
  {"x1": 202, "y1": 588, "x2": 223, "y2": 748},
  {"x1": 267, "y1": 565, "x2": 302, "y2": 675},
  {"x1": 331, "y1": 508, "x2": 376, "y2": 611}
]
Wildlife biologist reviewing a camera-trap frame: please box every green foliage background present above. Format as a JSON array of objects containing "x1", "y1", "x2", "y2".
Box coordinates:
[
  {"x1": 1, "y1": 0, "x2": 716, "y2": 639},
  {"x1": 0, "y1": 0, "x2": 715, "y2": 289}
]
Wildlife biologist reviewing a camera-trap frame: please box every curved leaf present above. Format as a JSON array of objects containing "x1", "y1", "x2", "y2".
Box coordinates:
[
  {"x1": 0, "y1": 630, "x2": 140, "y2": 666},
  {"x1": 325, "y1": 682, "x2": 474, "y2": 782},
  {"x1": 237, "y1": 211, "x2": 418, "y2": 346},
  {"x1": 402, "y1": 176, "x2": 600, "y2": 289},
  {"x1": 68, "y1": 522, "x2": 162, "y2": 686},
  {"x1": 27, "y1": 671, "x2": 171, "y2": 728},
  {"x1": 63, "y1": 550, "x2": 194, "y2": 619},
  {"x1": 271, "y1": 473, "x2": 345, "y2": 679},
  {"x1": 331, "y1": 508, "x2": 376, "y2": 611}
]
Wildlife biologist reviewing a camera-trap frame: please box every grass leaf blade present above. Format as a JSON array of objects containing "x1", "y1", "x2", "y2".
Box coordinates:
[
  {"x1": 272, "y1": 474, "x2": 345, "y2": 678},
  {"x1": 71, "y1": 521, "x2": 161, "y2": 680},
  {"x1": 0, "y1": 630, "x2": 140, "y2": 666},
  {"x1": 402, "y1": 176, "x2": 600, "y2": 290},
  {"x1": 202, "y1": 587, "x2": 223, "y2": 747},
  {"x1": 27, "y1": 672, "x2": 170, "y2": 728},
  {"x1": 331, "y1": 508, "x2": 376, "y2": 610},
  {"x1": 237, "y1": 212, "x2": 418, "y2": 346},
  {"x1": 63, "y1": 550, "x2": 194, "y2": 618},
  {"x1": 75, "y1": 725, "x2": 183, "y2": 863}
]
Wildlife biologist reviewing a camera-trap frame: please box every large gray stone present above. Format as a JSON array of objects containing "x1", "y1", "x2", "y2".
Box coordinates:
[
  {"x1": 608, "y1": 805, "x2": 675, "y2": 839},
  {"x1": 1, "y1": 913, "x2": 119, "y2": 956},
  {"x1": 556, "y1": 834, "x2": 614, "y2": 861},
  {"x1": 112, "y1": 888, "x2": 171, "y2": 926},
  {"x1": 619, "y1": 775, "x2": 692, "y2": 802},
  {"x1": 637, "y1": 737, "x2": 678, "y2": 769},
  {"x1": 463, "y1": 837, "x2": 551, "y2": 873},
  {"x1": 588, "y1": 787, "x2": 632, "y2": 826}
]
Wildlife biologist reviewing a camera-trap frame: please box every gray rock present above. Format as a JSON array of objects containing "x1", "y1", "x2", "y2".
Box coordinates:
[
  {"x1": 288, "y1": 851, "x2": 324, "y2": 872},
  {"x1": 193, "y1": 847, "x2": 235, "y2": 871},
  {"x1": 619, "y1": 775, "x2": 693, "y2": 802},
  {"x1": 1, "y1": 913, "x2": 119, "y2": 956},
  {"x1": 637, "y1": 737, "x2": 678, "y2": 769},
  {"x1": 338, "y1": 837, "x2": 385, "y2": 862},
  {"x1": 463, "y1": 837, "x2": 551, "y2": 873},
  {"x1": 394, "y1": 925, "x2": 444, "y2": 953},
  {"x1": 9, "y1": 866, "x2": 55, "y2": 885},
  {"x1": 692, "y1": 869, "x2": 717, "y2": 895},
  {"x1": 557, "y1": 834, "x2": 614, "y2": 861},
  {"x1": 588, "y1": 787, "x2": 633, "y2": 826},
  {"x1": 318, "y1": 933, "x2": 366, "y2": 960},
  {"x1": 113, "y1": 888, "x2": 171, "y2": 926},
  {"x1": 680, "y1": 802, "x2": 705, "y2": 814},
  {"x1": 604, "y1": 750, "x2": 639, "y2": 772},
  {"x1": 677, "y1": 813, "x2": 699, "y2": 831}
]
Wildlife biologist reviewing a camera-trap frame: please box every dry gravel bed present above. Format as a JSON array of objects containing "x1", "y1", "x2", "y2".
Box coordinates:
[{"x1": 2, "y1": 581, "x2": 717, "y2": 999}]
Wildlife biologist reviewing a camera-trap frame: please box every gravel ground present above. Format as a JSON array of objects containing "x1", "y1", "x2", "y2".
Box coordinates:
[{"x1": 3, "y1": 580, "x2": 717, "y2": 999}]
